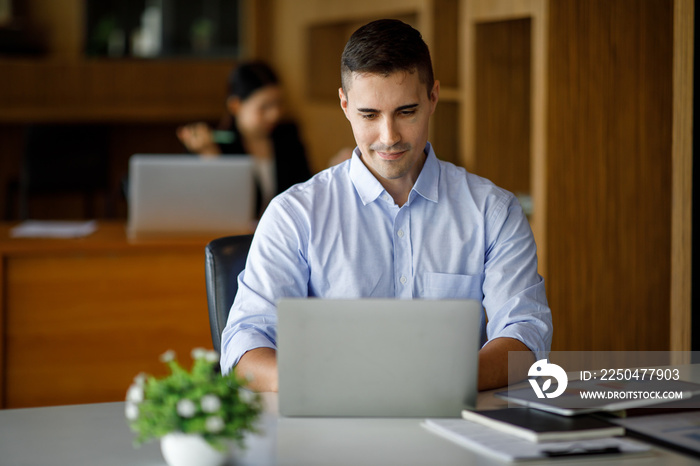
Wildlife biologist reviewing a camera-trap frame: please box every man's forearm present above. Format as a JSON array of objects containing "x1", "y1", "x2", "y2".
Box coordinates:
[
  {"x1": 234, "y1": 347, "x2": 279, "y2": 392},
  {"x1": 478, "y1": 337, "x2": 534, "y2": 391}
]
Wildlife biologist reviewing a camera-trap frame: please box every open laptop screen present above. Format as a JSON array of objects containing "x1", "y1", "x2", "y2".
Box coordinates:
[
  {"x1": 127, "y1": 154, "x2": 254, "y2": 239},
  {"x1": 277, "y1": 298, "x2": 482, "y2": 417}
]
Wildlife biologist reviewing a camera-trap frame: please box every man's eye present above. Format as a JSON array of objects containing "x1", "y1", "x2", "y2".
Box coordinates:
[
  {"x1": 361, "y1": 113, "x2": 377, "y2": 120},
  {"x1": 400, "y1": 110, "x2": 416, "y2": 116}
]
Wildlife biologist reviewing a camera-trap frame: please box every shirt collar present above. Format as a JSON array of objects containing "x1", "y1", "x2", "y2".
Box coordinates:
[
  {"x1": 349, "y1": 148, "x2": 385, "y2": 205},
  {"x1": 412, "y1": 142, "x2": 439, "y2": 204},
  {"x1": 349, "y1": 142, "x2": 440, "y2": 206}
]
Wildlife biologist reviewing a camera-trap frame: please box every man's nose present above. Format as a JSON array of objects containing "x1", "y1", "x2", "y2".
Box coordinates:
[{"x1": 379, "y1": 118, "x2": 401, "y2": 147}]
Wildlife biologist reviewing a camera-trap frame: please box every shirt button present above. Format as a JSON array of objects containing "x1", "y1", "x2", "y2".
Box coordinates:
[
  {"x1": 397, "y1": 229, "x2": 404, "y2": 238},
  {"x1": 400, "y1": 276, "x2": 407, "y2": 285}
]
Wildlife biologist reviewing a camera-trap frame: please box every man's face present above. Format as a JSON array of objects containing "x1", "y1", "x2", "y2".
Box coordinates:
[{"x1": 339, "y1": 71, "x2": 439, "y2": 190}]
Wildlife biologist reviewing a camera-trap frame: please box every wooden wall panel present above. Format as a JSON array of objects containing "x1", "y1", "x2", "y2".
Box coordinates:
[
  {"x1": 432, "y1": 0, "x2": 460, "y2": 88},
  {"x1": 244, "y1": 0, "x2": 275, "y2": 62},
  {"x1": 25, "y1": 0, "x2": 83, "y2": 61},
  {"x1": 307, "y1": 21, "x2": 356, "y2": 102},
  {"x1": 0, "y1": 60, "x2": 232, "y2": 123},
  {"x1": 474, "y1": 18, "x2": 532, "y2": 196},
  {"x1": 432, "y1": 101, "x2": 461, "y2": 165},
  {"x1": 546, "y1": 0, "x2": 673, "y2": 351},
  {"x1": 670, "y1": 0, "x2": 694, "y2": 352}
]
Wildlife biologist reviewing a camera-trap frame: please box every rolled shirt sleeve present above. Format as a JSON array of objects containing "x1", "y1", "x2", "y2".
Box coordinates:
[
  {"x1": 481, "y1": 194, "x2": 552, "y2": 360},
  {"x1": 220, "y1": 195, "x2": 310, "y2": 373}
]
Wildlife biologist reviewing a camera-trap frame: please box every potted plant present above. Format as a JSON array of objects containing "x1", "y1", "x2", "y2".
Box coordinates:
[{"x1": 125, "y1": 348, "x2": 262, "y2": 466}]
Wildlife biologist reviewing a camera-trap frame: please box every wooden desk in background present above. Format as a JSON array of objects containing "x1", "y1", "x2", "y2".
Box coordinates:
[{"x1": 0, "y1": 222, "x2": 247, "y2": 409}]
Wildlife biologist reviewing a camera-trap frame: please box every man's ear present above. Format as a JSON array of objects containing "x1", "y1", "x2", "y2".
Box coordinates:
[
  {"x1": 339, "y1": 87, "x2": 350, "y2": 119},
  {"x1": 226, "y1": 96, "x2": 241, "y2": 116}
]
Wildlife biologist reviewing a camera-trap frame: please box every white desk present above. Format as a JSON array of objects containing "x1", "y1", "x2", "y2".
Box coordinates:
[{"x1": 1, "y1": 393, "x2": 700, "y2": 465}]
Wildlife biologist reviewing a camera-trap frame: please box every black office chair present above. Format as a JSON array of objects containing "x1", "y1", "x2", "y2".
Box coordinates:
[
  {"x1": 204, "y1": 234, "x2": 254, "y2": 354},
  {"x1": 15, "y1": 124, "x2": 111, "y2": 219}
]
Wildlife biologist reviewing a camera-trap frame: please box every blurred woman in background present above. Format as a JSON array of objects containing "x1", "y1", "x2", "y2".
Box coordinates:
[{"x1": 177, "y1": 61, "x2": 311, "y2": 216}]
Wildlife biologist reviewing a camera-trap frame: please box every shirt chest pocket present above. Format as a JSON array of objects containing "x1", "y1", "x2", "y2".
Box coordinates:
[{"x1": 424, "y1": 272, "x2": 484, "y2": 300}]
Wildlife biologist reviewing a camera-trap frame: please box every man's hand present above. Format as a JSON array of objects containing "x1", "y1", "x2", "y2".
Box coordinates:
[
  {"x1": 234, "y1": 347, "x2": 279, "y2": 392},
  {"x1": 478, "y1": 337, "x2": 534, "y2": 391}
]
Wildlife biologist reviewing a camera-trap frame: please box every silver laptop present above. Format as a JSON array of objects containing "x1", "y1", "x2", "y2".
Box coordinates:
[
  {"x1": 127, "y1": 155, "x2": 254, "y2": 239},
  {"x1": 277, "y1": 298, "x2": 482, "y2": 417}
]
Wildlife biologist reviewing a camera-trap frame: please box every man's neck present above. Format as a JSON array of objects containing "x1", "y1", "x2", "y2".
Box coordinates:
[
  {"x1": 383, "y1": 181, "x2": 413, "y2": 207},
  {"x1": 376, "y1": 154, "x2": 427, "y2": 207}
]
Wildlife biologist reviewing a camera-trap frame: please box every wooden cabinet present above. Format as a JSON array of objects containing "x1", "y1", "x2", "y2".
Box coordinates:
[{"x1": 0, "y1": 223, "x2": 248, "y2": 408}]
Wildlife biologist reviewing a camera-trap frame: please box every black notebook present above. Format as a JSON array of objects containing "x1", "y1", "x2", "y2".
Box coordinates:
[{"x1": 461, "y1": 408, "x2": 625, "y2": 443}]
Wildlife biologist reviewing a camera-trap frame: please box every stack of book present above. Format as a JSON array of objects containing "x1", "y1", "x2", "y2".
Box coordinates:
[{"x1": 423, "y1": 408, "x2": 650, "y2": 461}]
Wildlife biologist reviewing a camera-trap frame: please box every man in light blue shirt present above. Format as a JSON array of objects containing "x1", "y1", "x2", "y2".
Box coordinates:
[{"x1": 221, "y1": 19, "x2": 552, "y2": 392}]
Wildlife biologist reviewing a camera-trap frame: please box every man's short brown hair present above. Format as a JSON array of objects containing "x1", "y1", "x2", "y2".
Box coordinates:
[{"x1": 341, "y1": 19, "x2": 435, "y2": 98}]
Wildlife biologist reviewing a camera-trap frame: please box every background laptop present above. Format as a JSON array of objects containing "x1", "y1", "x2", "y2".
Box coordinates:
[
  {"x1": 277, "y1": 298, "x2": 482, "y2": 418},
  {"x1": 127, "y1": 155, "x2": 254, "y2": 239}
]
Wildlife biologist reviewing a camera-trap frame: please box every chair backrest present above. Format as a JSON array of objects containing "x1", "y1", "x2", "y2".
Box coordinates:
[
  {"x1": 19, "y1": 124, "x2": 111, "y2": 218},
  {"x1": 204, "y1": 234, "x2": 254, "y2": 354}
]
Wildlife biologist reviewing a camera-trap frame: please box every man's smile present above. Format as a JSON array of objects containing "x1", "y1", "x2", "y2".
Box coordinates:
[{"x1": 376, "y1": 150, "x2": 408, "y2": 160}]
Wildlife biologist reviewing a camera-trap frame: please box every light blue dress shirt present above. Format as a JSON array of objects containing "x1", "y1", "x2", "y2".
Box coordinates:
[{"x1": 220, "y1": 143, "x2": 552, "y2": 373}]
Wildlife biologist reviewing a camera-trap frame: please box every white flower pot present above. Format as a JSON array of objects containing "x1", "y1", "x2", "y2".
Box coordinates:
[{"x1": 160, "y1": 433, "x2": 230, "y2": 466}]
